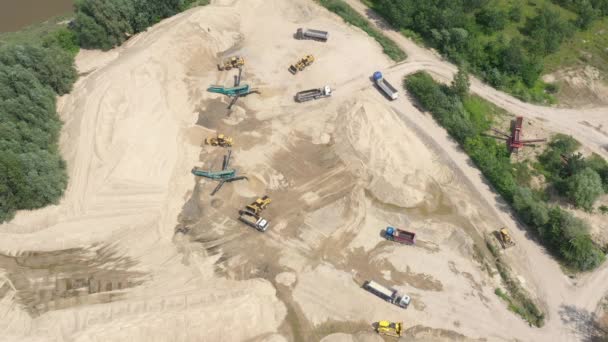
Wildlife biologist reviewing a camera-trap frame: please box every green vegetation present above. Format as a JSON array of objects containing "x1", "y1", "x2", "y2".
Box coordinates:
[
  {"x1": 405, "y1": 70, "x2": 605, "y2": 271},
  {"x1": 0, "y1": 35, "x2": 78, "y2": 222},
  {"x1": 73, "y1": 0, "x2": 210, "y2": 50},
  {"x1": 315, "y1": 0, "x2": 407, "y2": 62},
  {"x1": 368, "y1": 0, "x2": 608, "y2": 104},
  {"x1": 489, "y1": 239, "x2": 544, "y2": 327}
]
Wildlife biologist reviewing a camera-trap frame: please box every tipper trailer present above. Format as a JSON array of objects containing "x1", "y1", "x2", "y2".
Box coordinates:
[
  {"x1": 363, "y1": 280, "x2": 410, "y2": 308},
  {"x1": 295, "y1": 28, "x2": 329, "y2": 42},
  {"x1": 238, "y1": 210, "x2": 269, "y2": 232},
  {"x1": 372, "y1": 71, "x2": 399, "y2": 100},
  {"x1": 295, "y1": 86, "x2": 332, "y2": 102},
  {"x1": 384, "y1": 226, "x2": 416, "y2": 245}
]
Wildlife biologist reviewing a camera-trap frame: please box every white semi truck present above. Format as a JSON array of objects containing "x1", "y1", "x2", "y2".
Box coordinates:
[
  {"x1": 295, "y1": 86, "x2": 332, "y2": 102},
  {"x1": 363, "y1": 280, "x2": 410, "y2": 308}
]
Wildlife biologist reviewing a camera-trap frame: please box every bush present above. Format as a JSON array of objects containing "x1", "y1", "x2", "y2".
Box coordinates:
[{"x1": 566, "y1": 167, "x2": 604, "y2": 210}]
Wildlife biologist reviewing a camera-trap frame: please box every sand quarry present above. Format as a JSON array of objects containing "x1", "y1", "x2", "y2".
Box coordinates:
[{"x1": 1, "y1": 0, "x2": 608, "y2": 341}]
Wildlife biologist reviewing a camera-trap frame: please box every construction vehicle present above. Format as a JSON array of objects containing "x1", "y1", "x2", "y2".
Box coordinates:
[
  {"x1": 218, "y1": 56, "x2": 245, "y2": 71},
  {"x1": 497, "y1": 228, "x2": 515, "y2": 249},
  {"x1": 289, "y1": 55, "x2": 315, "y2": 74},
  {"x1": 191, "y1": 150, "x2": 247, "y2": 195},
  {"x1": 295, "y1": 86, "x2": 332, "y2": 102},
  {"x1": 295, "y1": 28, "x2": 329, "y2": 42},
  {"x1": 488, "y1": 116, "x2": 546, "y2": 153},
  {"x1": 238, "y1": 210, "x2": 269, "y2": 232},
  {"x1": 362, "y1": 280, "x2": 410, "y2": 309},
  {"x1": 245, "y1": 195, "x2": 271, "y2": 215},
  {"x1": 372, "y1": 71, "x2": 399, "y2": 100},
  {"x1": 375, "y1": 321, "x2": 403, "y2": 338},
  {"x1": 384, "y1": 226, "x2": 416, "y2": 245},
  {"x1": 205, "y1": 134, "x2": 233, "y2": 147}
]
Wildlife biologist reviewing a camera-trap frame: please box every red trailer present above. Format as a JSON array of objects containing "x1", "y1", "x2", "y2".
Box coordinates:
[{"x1": 384, "y1": 226, "x2": 416, "y2": 245}]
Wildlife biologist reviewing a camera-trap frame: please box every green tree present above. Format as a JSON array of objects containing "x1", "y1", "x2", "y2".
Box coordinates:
[
  {"x1": 451, "y1": 64, "x2": 471, "y2": 98},
  {"x1": 523, "y1": 7, "x2": 574, "y2": 55},
  {"x1": 566, "y1": 167, "x2": 604, "y2": 210}
]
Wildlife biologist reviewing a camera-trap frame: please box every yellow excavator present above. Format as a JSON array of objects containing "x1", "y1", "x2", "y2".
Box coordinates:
[
  {"x1": 205, "y1": 134, "x2": 233, "y2": 147},
  {"x1": 375, "y1": 321, "x2": 403, "y2": 338},
  {"x1": 245, "y1": 195, "x2": 271, "y2": 215},
  {"x1": 289, "y1": 55, "x2": 314, "y2": 74},
  {"x1": 218, "y1": 56, "x2": 245, "y2": 71},
  {"x1": 498, "y1": 228, "x2": 515, "y2": 249}
]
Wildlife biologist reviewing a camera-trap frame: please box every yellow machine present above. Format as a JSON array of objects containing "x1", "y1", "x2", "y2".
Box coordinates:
[
  {"x1": 289, "y1": 55, "x2": 315, "y2": 74},
  {"x1": 498, "y1": 228, "x2": 515, "y2": 248},
  {"x1": 205, "y1": 134, "x2": 233, "y2": 147},
  {"x1": 218, "y1": 56, "x2": 245, "y2": 71},
  {"x1": 246, "y1": 195, "x2": 272, "y2": 215},
  {"x1": 376, "y1": 321, "x2": 403, "y2": 338}
]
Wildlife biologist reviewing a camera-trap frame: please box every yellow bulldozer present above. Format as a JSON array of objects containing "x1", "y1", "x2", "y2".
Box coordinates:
[
  {"x1": 246, "y1": 195, "x2": 271, "y2": 215},
  {"x1": 205, "y1": 134, "x2": 233, "y2": 147},
  {"x1": 289, "y1": 55, "x2": 315, "y2": 74},
  {"x1": 375, "y1": 321, "x2": 403, "y2": 338},
  {"x1": 497, "y1": 228, "x2": 515, "y2": 249},
  {"x1": 218, "y1": 56, "x2": 245, "y2": 71}
]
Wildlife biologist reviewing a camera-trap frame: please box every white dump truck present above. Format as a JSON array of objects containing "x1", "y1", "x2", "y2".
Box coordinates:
[
  {"x1": 363, "y1": 280, "x2": 410, "y2": 308},
  {"x1": 295, "y1": 86, "x2": 332, "y2": 102},
  {"x1": 238, "y1": 210, "x2": 269, "y2": 232},
  {"x1": 295, "y1": 28, "x2": 329, "y2": 42},
  {"x1": 372, "y1": 71, "x2": 399, "y2": 100}
]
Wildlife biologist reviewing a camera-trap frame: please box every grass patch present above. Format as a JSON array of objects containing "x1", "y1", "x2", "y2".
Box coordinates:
[
  {"x1": 488, "y1": 238, "x2": 545, "y2": 327},
  {"x1": 315, "y1": 0, "x2": 407, "y2": 62}
]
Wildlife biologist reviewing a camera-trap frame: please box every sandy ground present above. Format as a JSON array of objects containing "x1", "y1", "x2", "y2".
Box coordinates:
[{"x1": 0, "y1": 0, "x2": 607, "y2": 341}]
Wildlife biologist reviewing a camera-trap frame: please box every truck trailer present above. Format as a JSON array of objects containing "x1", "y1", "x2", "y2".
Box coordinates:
[
  {"x1": 385, "y1": 226, "x2": 416, "y2": 245},
  {"x1": 238, "y1": 210, "x2": 269, "y2": 232},
  {"x1": 363, "y1": 280, "x2": 410, "y2": 308},
  {"x1": 295, "y1": 86, "x2": 332, "y2": 102},
  {"x1": 372, "y1": 71, "x2": 399, "y2": 100},
  {"x1": 295, "y1": 28, "x2": 329, "y2": 42}
]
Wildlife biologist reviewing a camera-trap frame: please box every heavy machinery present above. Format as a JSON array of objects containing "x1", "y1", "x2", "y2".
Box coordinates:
[
  {"x1": 372, "y1": 71, "x2": 399, "y2": 100},
  {"x1": 295, "y1": 28, "x2": 329, "y2": 42},
  {"x1": 497, "y1": 228, "x2": 515, "y2": 249},
  {"x1": 375, "y1": 321, "x2": 403, "y2": 338},
  {"x1": 238, "y1": 210, "x2": 270, "y2": 232},
  {"x1": 245, "y1": 195, "x2": 271, "y2": 215},
  {"x1": 362, "y1": 280, "x2": 410, "y2": 309},
  {"x1": 384, "y1": 226, "x2": 416, "y2": 245},
  {"x1": 205, "y1": 134, "x2": 233, "y2": 147},
  {"x1": 289, "y1": 55, "x2": 315, "y2": 74},
  {"x1": 488, "y1": 116, "x2": 546, "y2": 153},
  {"x1": 191, "y1": 150, "x2": 247, "y2": 195},
  {"x1": 294, "y1": 86, "x2": 332, "y2": 102},
  {"x1": 218, "y1": 56, "x2": 245, "y2": 71},
  {"x1": 209, "y1": 67, "x2": 260, "y2": 110}
]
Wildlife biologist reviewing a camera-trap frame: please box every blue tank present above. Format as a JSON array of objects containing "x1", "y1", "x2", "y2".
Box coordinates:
[{"x1": 373, "y1": 71, "x2": 383, "y2": 81}]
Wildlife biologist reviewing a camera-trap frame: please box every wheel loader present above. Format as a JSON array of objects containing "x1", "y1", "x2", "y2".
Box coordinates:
[
  {"x1": 245, "y1": 195, "x2": 271, "y2": 215},
  {"x1": 205, "y1": 134, "x2": 233, "y2": 147},
  {"x1": 289, "y1": 55, "x2": 315, "y2": 74},
  {"x1": 497, "y1": 228, "x2": 515, "y2": 248},
  {"x1": 375, "y1": 321, "x2": 402, "y2": 338},
  {"x1": 218, "y1": 56, "x2": 245, "y2": 71}
]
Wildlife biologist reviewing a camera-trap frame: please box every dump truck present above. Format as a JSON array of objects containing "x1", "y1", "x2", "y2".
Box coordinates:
[
  {"x1": 375, "y1": 321, "x2": 403, "y2": 338},
  {"x1": 295, "y1": 28, "x2": 328, "y2": 42},
  {"x1": 218, "y1": 56, "x2": 245, "y2": 71},
  {"x1": 295, "y1": 86, "x2": 332, "y2": 102},
  {"x1": 289, "y1": 55, "x2": 315, "y2": 74},
  {"x1": 363, "y1": 280, "x2": 410, "y2": 309},
  {"x1": 498, "y1": 228, "x2": 515, "y2": 248},
  {"x1": 372, "y1": 71, "x2": 399, "y2": 100},
  {"x1": 205, "y1": 134, "x2": 233, "y2": 147},
  {"x1": 238, "y1": 210, "x2": 269, "y2": 232},
  {"x1": 384, "y1": 226, "x2": 416, "y2": 245},
  {"x1": 246, "y1": 195, "x2": 271, "y2": 215}
]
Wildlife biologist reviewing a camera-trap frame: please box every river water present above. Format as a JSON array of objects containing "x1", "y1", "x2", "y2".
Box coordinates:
[{"x1": 0, "y1": 0, "x2": 74, "y2": 33}]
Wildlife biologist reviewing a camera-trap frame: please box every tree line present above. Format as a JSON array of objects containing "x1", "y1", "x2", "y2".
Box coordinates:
[
  {"x1": 73, "y1": 0, "x2": 209, "y2": 50},
  {"x1": 370, "y1": 0, "x2": 606, "y2": 103},
  {"x1": 405, "y1": 70, "x2": 605, "y2": 271}
]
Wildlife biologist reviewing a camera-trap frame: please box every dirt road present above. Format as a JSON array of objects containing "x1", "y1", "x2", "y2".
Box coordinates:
[{"x1": 341, "y1": 0, "x2": 608, "y2": 339}]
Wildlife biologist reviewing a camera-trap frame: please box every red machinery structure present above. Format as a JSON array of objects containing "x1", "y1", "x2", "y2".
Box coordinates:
[{"x1": 490, "y1": 116, "x2": 546, "y2": 153}]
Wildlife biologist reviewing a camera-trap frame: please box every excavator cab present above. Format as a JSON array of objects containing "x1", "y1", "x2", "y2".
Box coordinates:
[
  {"x1": 498, "y1": 228, "x2": 515, "y2": 248},
  {"x1": 375, "y1": 321, "x2": 402, "y2": 337}
]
